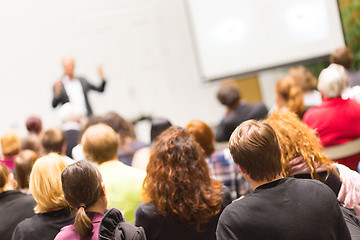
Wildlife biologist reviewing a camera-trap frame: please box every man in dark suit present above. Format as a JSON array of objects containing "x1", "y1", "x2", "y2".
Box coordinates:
[
  {"x1": 52, "y1": 57, "x2": 106, "y2": 116},
  {"x1": 215, "y1": 85, "x2": 268, "y2": 142}
]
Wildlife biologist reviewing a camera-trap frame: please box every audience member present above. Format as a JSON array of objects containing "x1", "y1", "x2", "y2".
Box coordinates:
[
  {"x1": 330, "y1": 46, "x2": 360, "y2": 87},
  {"x1": 216, "y1": 120, "x2": 351, "y2": 240},
  {"x1": 15, "y1": 150, "x2": 38, "y2": 194},
  {"x1": 303, "y1": 63, "x2": 360, "y2": 170},
  {"x1": 102, "y1": 112, "x2": 147, "y2": 166},
  {"x1": 25, "y1": 116, "x2": 42, "y2": 136},
  {"x1": 82, "y1": 123, "x2": 145, "y2": 223},
  {"x1": 0, "y1": 162, "x2": 36, "y2": 240},
  {"x1": 275, "y1": 75, "x2": 306, "y2": 119},
  {"x1": 266, "y1": 109, "x2": 360, "y2": 238},
  {"x1": 185, "y1": 119, "x2": 251, "y2": 199},
  {"x1": 12, "y1": 153, "x2": 74, "y2": 240},
  {"x1": 215, "y1": 85, "x2": 268, "y2": 142},
  {"x1": 20, "y1": 135, "x2": 42, "y2": 155},
  {"x1": 59, "y1": 103, "x2": 83, "y2": 158},
  {"x1": 41, "y1": 127, "x2": 74, "y2": 165},
  {"x1": 52, "y1": 57, "x2": 106, "y2": 116},
  {"x1": 1, "y1": 131, "x2": 21, "y2": 170},
  {"x1": 135, "y1": 126, "x2": 232, "y2": 240},
  {"x1": 132, "y1": 118, "x2": 172, "y2": 171},
  {"x1": 288, "y1": 66, "x2": 322, "y2": 107}
]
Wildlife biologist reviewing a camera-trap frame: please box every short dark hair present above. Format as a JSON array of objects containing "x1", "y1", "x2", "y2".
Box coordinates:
[
  {"x1": 217, "y1": 85, "x2": 241, "y2": 107},
  {"x1": 330, "y1": 46, "x2": 354, "y2": 69},
  {"x1": 41, "y1": 127, "x2": 65, "y2": 154},
  {"x1": 150, "y1": 118, "x2": 172, "y2": 142},
  {"x1": 229, "y1": 120, "x2": 282, "y2": 182}
]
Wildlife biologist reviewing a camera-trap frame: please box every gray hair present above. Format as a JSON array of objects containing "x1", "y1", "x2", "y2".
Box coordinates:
[{"x1": 317, "y1": 63, "x2": 348, "y2": 98}]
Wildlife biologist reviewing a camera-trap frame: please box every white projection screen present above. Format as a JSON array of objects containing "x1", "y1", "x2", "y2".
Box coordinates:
[{"x1": 186, "y1": 0, "x2": 345, "y2": 81}]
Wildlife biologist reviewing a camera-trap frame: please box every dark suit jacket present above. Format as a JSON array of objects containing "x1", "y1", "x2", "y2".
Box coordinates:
[
  {"x1": 52, "y1": 77, "x2": 106, "y2": 116},
  {"x1": 216, "y1": 102, "x2": 268, "y2": 142}
]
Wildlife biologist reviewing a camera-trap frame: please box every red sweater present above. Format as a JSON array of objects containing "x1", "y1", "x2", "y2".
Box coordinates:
[{"x1": 303, "y1": 98, "x2": 360, "y2": 170}]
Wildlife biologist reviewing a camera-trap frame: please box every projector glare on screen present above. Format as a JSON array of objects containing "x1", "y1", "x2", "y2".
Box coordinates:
[{"x1": 186, "y1": 0, "x2": 345, "y2": 80}]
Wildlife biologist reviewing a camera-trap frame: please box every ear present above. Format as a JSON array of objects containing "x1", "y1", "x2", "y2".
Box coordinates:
[{"x1": 101, "y1": 182, "x2": 107, "y2": 198}]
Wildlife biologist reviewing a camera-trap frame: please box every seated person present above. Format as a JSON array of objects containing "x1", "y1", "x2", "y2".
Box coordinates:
[
  {"x1": 82, "y1": 123, "x2": 145, "y2": 223},
  {"x1": 185, "y1": 119, "x2": 251, "y2": 199},
  {"x1": 14, "y1": 150, "x2": 38, "y2": 194},
  {"x1": 303, "y1": 64, "x2": 360, "y2": 171},
  {"x1": 0, "y1": 162, "x2": 36, "y2": 240},
  {"x1": 135, "y1": 126, "x2": 232, "y2": 240},
  {"x1": 216, "y1": 120, "x2": 350, "y2": 240},
  {"x1": 12, "y1": 153, "x2": 74, "y2": 240},
  {"x1": 0, "y1": 131, "x2": 21, "y2": 170},
  {"x1": 215, "y1": 85, "x2": 268, "y2": 142},
  {"x1": 55, "y1": 160, "x2": 146, "y2": 240}
]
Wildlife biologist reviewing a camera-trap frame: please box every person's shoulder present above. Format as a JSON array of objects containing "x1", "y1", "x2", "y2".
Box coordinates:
[
  {"x1": 135, "y1": 202, "x2": 160, "y2": 224},
  {"x1": 54, "y1": 225, "x2": 76, "y2": 240}
]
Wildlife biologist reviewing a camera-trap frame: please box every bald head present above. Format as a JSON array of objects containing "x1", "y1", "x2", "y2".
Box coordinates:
[{"x1": 62, "y1": 57, "x2": 75, "y2": 78}]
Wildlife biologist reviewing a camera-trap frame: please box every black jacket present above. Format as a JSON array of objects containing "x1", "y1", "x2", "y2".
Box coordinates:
[{"x1": 52, "y1": 77, "x2": 106, "y2": 116}]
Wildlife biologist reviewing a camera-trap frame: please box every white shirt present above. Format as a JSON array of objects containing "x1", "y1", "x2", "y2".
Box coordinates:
[{"x1": 62, "y1": 76, "x2": 87, "y2": 116}]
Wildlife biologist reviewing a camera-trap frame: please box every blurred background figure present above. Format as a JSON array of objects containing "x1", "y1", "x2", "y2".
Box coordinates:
[
  {"x1": 288, "y1": 66, "x2": 322, "y2": 107},
  {"x1": 132, "y1": 118, "x2": 172, "y2": 171},
  {"x1": 185, "y1": 119, "x2": 251, "y2": 199},
  {"x1": 12, "y1": 153, "x2": 73, "y2": 240},
  {"x1": 14, "y1": 150, "x2": 38, "y2": 194},
  {"x1": 0, "y1": 162, "x2": 36, "y2": 240},
  {"x1": 25, "y1": 116, "x2": 42, "y2": 137},
  {"x1": 275, "y1": 76, "x2": 306, "y2": 119},
  {"x1": 303, "y1": 64, "x2": 360, "y2": 171},
  {"x1": 215, "y1": 85, "x2": 268, "y2": 142},
  {"x1": 52, "y1": 57, "x2": 107, "y2": 116},
  {"x1": 1, "y1": 131, "x2": 21, "y2": 170}
]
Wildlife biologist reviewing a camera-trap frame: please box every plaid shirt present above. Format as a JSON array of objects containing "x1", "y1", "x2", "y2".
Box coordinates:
[{"x1": 206, "y1": 149, "x2": 252, "y2": 199}]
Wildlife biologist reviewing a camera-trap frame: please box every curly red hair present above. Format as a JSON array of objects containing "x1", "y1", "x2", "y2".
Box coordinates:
[{"x1": 143, "y1": 126, "x2": 222, "y2": 231}]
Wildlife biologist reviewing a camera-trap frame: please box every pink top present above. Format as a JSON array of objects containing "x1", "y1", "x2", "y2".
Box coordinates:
[
  {"x1": 0, "y1": 155, "x2": 15, "y2": 170},
  {"x1": 54, "y1": 212, "x2": 104, "y2": 240},
  {"x1": 303, "y1": 97, "x2": 360, "y2": 170}
]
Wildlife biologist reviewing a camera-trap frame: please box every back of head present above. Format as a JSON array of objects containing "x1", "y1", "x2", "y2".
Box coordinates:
[
  {"x1": 266, "y1": 109, "x2": 334, "y2": 179},
  {"x1": 20, "y1": 134, "x2": 42, "y2": 155},
  {"x1": 15, "y1": 150, "x2": 38, "y2": 189},
  {"x1": 185, "y1": 119, "x2": 215, "y2": 156},
  {"x1": 25, "y1": 116, "x2": 42, "y2": 135},
  {"x1": 275, "y1": 76, "x2": 305, "y2": 118},
  {"x1": 229, "y1": 120, "x2": 282, "y2": 182},
  {"x1": 82, "y1": 123, "x2": 119, "y2": 164},
  {"x1": 145, "y1": 126, "x2": 222, "y2": 231},
  {"x1": 330, "y1": 46, "x2": 354, "y2": 69},
  {"x1": 61, "y1": 160, "x2": 103, "y2": 238},
  {"x1": 217, "y1": 85, "x2": 241, "y2": 108},
  {"x1": 59, "y1": 103, "x2": 83, "y2": 123},
  {"x1": 41, "y1": 127, "x2": 65, "y2": 154},
  {"x1": 288, "y1": 66, "x2": 317, "y2": 92},
  {"x1": 1, "y1": 131, "x2": 21, "y2": 156},
  {"x1": 102, "y1": 112, "x2": 136, "y2": 141},
  {"x1": 30, "y1": 153, "x2": 68, "y2": 213},
  {"x1": 0, "y1": 162, "x2": 10, "y2": 190},
  {"x1": 318, "y1": 63, "x2": 348, "y2": 98},
  {"x1": 150, "y1": 118, "x2": 172, "y2": 142}
]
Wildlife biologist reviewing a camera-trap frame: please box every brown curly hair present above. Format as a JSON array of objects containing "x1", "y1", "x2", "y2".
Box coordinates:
[
  {"x1": 143, "y1": 126, "x2": 222, "y2": 231},
  {"x1": 266, "y1": 109, "x2": 335, "y2": 180},
  {"x1": 276, "y1": 76, "x2": 306, "y2": 119}
]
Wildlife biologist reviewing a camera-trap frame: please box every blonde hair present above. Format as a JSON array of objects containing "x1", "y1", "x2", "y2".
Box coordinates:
[
  {"x1": 1, "y1": 131, "x2": 20, "y2": 155},
  {"x1": 266, "y1": 109, "x2": 335, "y2": 179},
  {"x1": 29, "y1": 153, "x2": 68, "y2": 213},
  {"x1": 81, "y1": 123, "x2": 119, "y2": 164},
  {"x1": 276, "y1": 76, "x2": 306, "y2": 119}
]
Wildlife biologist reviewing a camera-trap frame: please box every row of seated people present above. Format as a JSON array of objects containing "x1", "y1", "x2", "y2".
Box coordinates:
[{"x1": 1, "y1": 107, "x2": 360, "y2": 239}]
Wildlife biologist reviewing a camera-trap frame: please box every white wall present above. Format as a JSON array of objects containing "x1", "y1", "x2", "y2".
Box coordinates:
[{"x1": 0, "y1": 0, "x2": 230, "y2": 140}]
